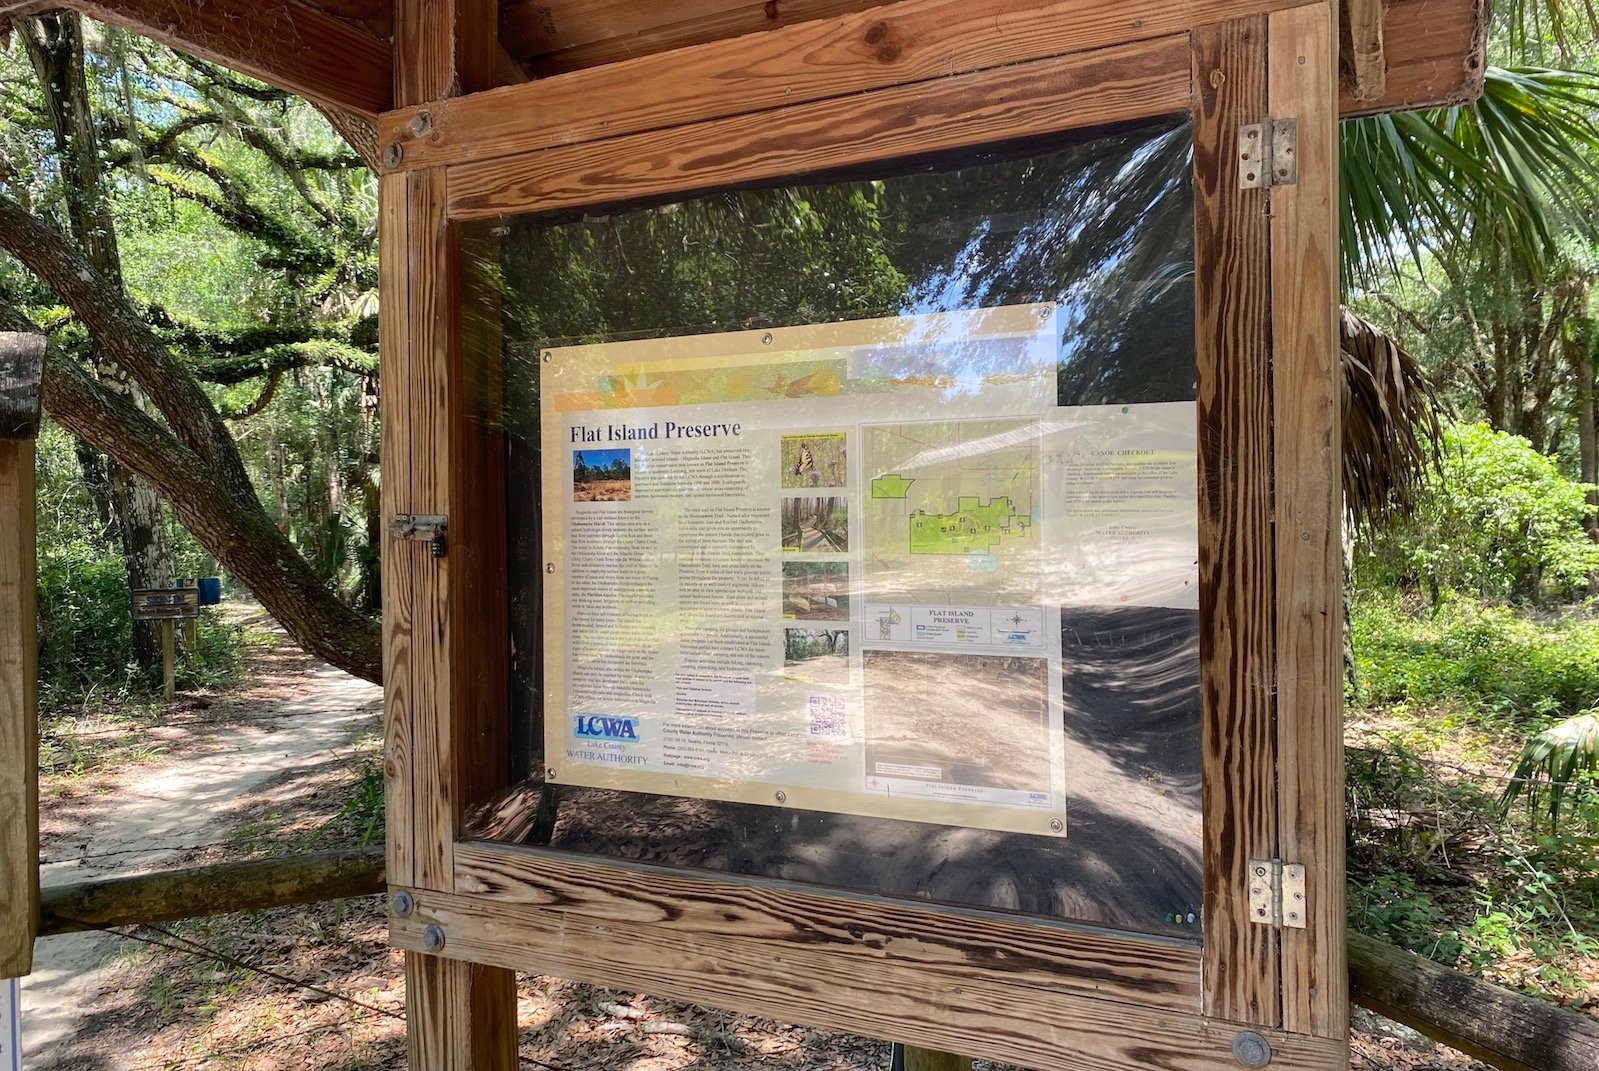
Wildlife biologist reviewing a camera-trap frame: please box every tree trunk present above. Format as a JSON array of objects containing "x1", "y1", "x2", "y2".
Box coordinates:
[
  {"x1": 1570, "y1": 313, "x2": 1596, "y2": 542},
  {"x1": 23, "y1": 11, "x2": 175, "y2": 675}
]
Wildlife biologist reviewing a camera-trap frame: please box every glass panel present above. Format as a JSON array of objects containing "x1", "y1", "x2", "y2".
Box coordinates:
[{"x1": 468, "y1": 115, "x2": 1202, "y2": 939}]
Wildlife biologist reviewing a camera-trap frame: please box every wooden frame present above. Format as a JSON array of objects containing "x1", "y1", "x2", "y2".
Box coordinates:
[{"x1": 379, "y1": 1, "x2": 1345, "y2": 1067}]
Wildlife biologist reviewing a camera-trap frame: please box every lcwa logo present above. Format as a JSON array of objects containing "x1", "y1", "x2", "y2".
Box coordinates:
[{"x1": 573, "y1": 714, "x2": 640, "y2": 741}]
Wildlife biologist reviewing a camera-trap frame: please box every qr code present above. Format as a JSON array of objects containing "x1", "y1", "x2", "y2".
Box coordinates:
[{"x1": 807, "y1": 695, "x2": 847, "y2": 741}]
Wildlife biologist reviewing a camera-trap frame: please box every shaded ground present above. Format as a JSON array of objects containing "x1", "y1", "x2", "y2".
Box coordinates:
[
  {"x1": 863, "y1": 652, "x2": 1049, "y2": 791},
  {"x1": 24, "y1": 605, "x2": 384, "y2": 1070}
]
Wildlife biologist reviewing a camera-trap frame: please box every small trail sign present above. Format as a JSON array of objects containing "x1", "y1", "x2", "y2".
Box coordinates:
[
  {"x1": 131, "y1": 590, "x2": 200, "y2": 701},
  {"x1": 130, "y1": 589, "x2": 200, "y2": 622}
]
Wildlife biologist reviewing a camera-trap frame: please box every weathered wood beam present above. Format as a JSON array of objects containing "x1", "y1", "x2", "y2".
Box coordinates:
[
  {"x1": 55, "y1": 0, "x2": 392, "y2": 117},
  {"x1": 1349, "y1": 931, "x2": 1599, "y2": 1071},
  {"x1": 1342, "y1": 0, "x2": 1387, "y2": 101},
  {"x1": 1339, "y1": 0, "x2": 1486, "y2": 117},
  {"x1": 0, "y1": 332, "x2": 43, "y2": 980},
  {"x1": 380, "y1": 0, "x2": 1319, "y2": 175},
  {"x1": 0, "y1": 332, "x2": 44, "y2": 441},
  {"x1": 25, "y1": 844, "x2": 1599, "y2": 1071},
  {"x1": 389, "y1": 0, "x2": 520, "y2": 1065},
  {"x1": 37, "y1": 848, "x2": 385, "y2": 935}
]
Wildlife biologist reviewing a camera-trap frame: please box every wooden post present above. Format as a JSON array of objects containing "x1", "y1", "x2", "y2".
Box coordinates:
[
  {"x1": 1270, "y1": 2, "x2": 1348, "y2": 1044},
  {"x1": 897, "y1": 1044, "x2": 973, "y2": 1071},
  {"x1": 179, "y1": 578, "x2": 198, "y2": 647},
  {"x1": 160, "y1": 619, "x2": 176, "y2": 702},
  {"x1": 0, "y1": 332, "x2": 44, "y2": 979},
  {"x1": 387, "y1": 3, "x2": 518, "y2": 1069}
]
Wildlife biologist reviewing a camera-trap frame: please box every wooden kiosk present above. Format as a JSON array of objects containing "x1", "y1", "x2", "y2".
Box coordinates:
[{"x1": 0, "y1": 1, "x2": 1489, "y2": 1069}]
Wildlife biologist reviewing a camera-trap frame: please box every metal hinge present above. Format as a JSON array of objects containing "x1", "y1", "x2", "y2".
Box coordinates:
[
  {"x1": 389, "y1": 513, "x2": 448, "y2": 558},
  {"x1": 1247, "y1": 858, "x2": 1307, "y2": 929},
  {"x1": 1239, "y1": 117, "x2": 1298, "y2": 189}
]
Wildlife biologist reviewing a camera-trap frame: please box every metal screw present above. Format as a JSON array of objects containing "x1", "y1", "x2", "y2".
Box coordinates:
[
  {"x1": 422, "y1": 924, "x2": 447, "y2": 953},
  {"x1": 545, "y1": 562, "x2": 555, "y2": 574},
  {"x1": 547, "y1": 767, "x2": 558, "y2": 779},
  {"x1": 382, "y1": 142, "x2": 403, "y2": 168},
  {"x1": 774, "y1": 790, "x2": 787, "y2": 803},
  {"x1": 409, "y1": 110, "x2": 433, "y2": 138},
  {"x1": 761, "y1": 332, "x2": 774, "y2": 345},
  {"x1": 1049, "y1": 818, "x2": 1064, "y2": 833},
  {"x1": 542, "y1": 351, "x2": 552, "y2": 363},
  {"x1": 392, "y1": 891, "x2": 415, "y2": 917},
  {"x1": 1232, "y1": 1031, "x2": 1273, "y2": 1068}
]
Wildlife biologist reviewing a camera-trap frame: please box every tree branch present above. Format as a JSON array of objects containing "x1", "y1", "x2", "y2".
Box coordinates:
[
  {"x1": 8, "y1": 310, "x2": 381, "y2": 682},
  {"x1": 0, "y1": 189, "x2": 260, "y2": 512}
]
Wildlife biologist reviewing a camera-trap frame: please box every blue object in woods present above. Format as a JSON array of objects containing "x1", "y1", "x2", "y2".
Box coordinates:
[{"x1": 197, "y1": 577, "x2": 222, "y2": 606}]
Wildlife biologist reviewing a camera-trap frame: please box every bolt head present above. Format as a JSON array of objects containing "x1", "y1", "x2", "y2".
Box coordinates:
[
  {"x1": 392, "y1": 891, "x2": 415, "y2": 917},
  {"x1": 408, "y1": 110, "x2": 433, "y2": 138},
  {"x1": 1232, "y1": 1031, "x2": 1273, "y2": 1068},
  {"x1": 422, "y1": 924, "x2": 447, "y2": 952},
  {"x1": 382, "y1": 142, "x2": 403, "y2": 168}
]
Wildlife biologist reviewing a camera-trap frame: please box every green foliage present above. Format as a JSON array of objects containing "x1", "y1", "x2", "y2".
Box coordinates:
[
  {"x1": 1341, "y1": 66, "x2": 1599, "y2": 287},
  {"x1": 1501, "y1": 710, "x2": 1599, "y2": 826},
  {"x1": 33, "y1": 421, "x2": 253, "y2": 708},
  {"x1": 335, "y1": 759, "x2": 386, "y2": 847},
  {"x1": 1352, "y1": 593, "x2": 1599, "y2": 724},
  {"x1": 1345, "y1": 736, "x2": 1599, "y2": 998},
  {"x1": 1357, "y1": 421, "x2": 1599, "y2": 602}
]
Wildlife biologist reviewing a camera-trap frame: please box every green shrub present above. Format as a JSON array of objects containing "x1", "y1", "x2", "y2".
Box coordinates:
[
  {"x1": 1352, "y1": 594, "x2": 1599, "y2": 724},
  {"x1": 1357, "y1": 421, "x2": 1599, "y2": 603},
  {"x1": 35, "y1": 534, "x2": 140, "y2": 705}
]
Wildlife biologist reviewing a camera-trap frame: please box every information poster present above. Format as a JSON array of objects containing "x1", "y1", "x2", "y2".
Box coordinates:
[{"x1": 541, "y1": 305, "x2": 1197, "y2": 836}]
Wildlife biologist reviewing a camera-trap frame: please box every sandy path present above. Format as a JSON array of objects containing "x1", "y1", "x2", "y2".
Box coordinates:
[{"x1": 21, "y1": 629, "x2": 381, "y2": 1069}]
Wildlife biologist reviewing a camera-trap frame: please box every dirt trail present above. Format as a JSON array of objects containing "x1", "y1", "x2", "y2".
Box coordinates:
[{"x1": 22, "y1": 616, "x2": 381, "y2": 1069}]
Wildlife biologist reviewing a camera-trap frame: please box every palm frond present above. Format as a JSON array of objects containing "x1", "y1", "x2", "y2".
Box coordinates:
[
  {"x1": 1339, "y1": 307, "x2": 1444, "y2": 531},
  {"x1": 1341, "y1": 66, "x2": 1599, "y2": 287},
  {"x1": 1498, "y1": 0, "x2": 1599, "y2": 61},
  {"x1": 1499, "y1": 710, "x2": 1599, "y2": 827}
]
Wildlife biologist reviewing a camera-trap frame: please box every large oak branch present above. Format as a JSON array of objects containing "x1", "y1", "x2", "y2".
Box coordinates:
[
  {"x1": 0, "y1": 191, "x2": 257, "y2": 506},
  {"x1": 14, "y1": 325, "x2": 381, "y2": 682}
]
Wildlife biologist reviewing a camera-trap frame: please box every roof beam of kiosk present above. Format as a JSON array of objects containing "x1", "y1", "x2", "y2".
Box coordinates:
[
  {"x1": 1343, "y1": 0, "x2": 1387, "y2": 101},
  {"x1": 17, "y1": 0, "x2": 393, "y2": 118}
]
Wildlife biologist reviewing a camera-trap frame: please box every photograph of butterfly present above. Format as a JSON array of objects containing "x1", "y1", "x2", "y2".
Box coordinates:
[{"x1": 780, "y1": 432, "x2": 847, "y2": 489}]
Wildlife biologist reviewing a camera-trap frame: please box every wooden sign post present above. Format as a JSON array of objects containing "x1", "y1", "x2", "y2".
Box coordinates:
[
  {"x1": 0, "y1": 331, "x2": 44, "y2": 981},
  {"x1": 131, "y1": 589, "x2": 200, "y2": 702}
]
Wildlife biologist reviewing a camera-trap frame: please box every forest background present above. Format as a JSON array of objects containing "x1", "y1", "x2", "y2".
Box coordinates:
[{"x1": 0, "y1": 0, "x2": 1597, "y2": 1059}]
